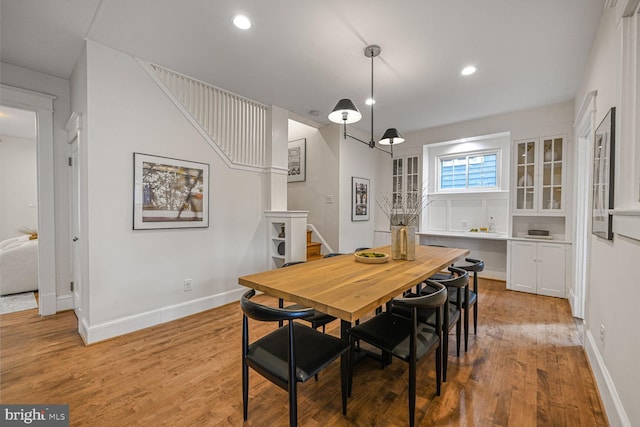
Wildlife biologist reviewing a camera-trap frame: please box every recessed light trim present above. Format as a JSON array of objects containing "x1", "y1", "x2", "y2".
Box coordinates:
[
  {"x1": 233, "y1": 14, "x2": 251, "y2": 30},
  {"x1": 461, "y1": 65, "x2": 477, "y2": 76}
]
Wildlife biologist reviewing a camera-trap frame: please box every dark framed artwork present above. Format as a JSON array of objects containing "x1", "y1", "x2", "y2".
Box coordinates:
[
  {"x1": 133, "y1": 153, "x2": 210, "y2": 229},
  {"x1": 592, "y1": 107, "x2": 615, "y2": 240},
  {"x1": 287, "y1": 138, "x2": 306, "y2": 182},
  {"x1": 352, "y1": 177, "x2": 370, "y2": 221}
]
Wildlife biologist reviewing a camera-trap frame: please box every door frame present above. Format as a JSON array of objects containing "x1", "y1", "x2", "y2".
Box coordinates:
[
  {"x1": 572, "y1": 90, "x2": 597, "y2": 320},
  {"x1": 1, "y1": 84, "x2": 57, "y2": 315}
]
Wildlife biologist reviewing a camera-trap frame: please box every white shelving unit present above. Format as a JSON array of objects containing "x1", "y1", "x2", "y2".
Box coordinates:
[
  {"x1": 265, "y1": 211, "x2": 308, "y2": 269},
  {"x1": 508, "y1": 134, "x2": 571, "y2": 298}
]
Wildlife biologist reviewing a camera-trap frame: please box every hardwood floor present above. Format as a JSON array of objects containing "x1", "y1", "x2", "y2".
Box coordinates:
[{"x1": 0, "y1": 280, "x2": 607, "y2": 426}]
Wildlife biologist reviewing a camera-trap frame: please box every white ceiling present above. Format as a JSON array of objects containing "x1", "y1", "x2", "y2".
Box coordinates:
[{"x1": 0, "y1": 0, "x2": 604, "y2": 136}]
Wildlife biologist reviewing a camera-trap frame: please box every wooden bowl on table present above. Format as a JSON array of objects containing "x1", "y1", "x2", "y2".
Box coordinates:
[{"x1": 354, "y1": 251, "x2": 390, "y2": 264}]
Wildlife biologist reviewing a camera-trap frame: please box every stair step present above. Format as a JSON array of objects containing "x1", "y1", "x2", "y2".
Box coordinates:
[
  {"x1": 307, "y1": 241, "x2": 321, "y2": 258},
  {"x1": 307, "y1": 229, "x2": 313, "y2": 243}
]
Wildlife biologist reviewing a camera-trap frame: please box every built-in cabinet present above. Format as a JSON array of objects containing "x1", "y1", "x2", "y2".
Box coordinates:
[
  {"x1": 508, "y1": 134, "x2": 571, "y2": 298},
  {"x1": 507, "y1": 240, "x2": 568, "y2": 298},
  {"x1": 392, "y1": 154, "x2": 420, "y2": 222},
  {"x1": 265, "y1": 211, "x2": 308, "y2": 269},
  {"x1": 513, "y1": 135, "x2": 566, "y2": 213}
]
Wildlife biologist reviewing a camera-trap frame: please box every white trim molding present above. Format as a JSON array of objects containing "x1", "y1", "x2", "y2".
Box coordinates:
[{"x1": 585, "y1": 330, "x2": 632, "y2": 427}]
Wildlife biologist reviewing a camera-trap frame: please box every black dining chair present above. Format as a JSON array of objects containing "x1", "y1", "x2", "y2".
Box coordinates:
[
  {"x1": 451, "y1": 258, "x2": 484, "y2": 351},
  {"x1": 347, "y1": 282, "x2": 448, "y2": 427},
  {"x1": 354, "y1": 247, "x2": 371, "y2": 252},
  {"x1": 241, "y1": 289, "x2": 349, "y2": 427},
  {"x1": 394, "y1": 267, "x2": 468, "y2": 381},
  {"x1": 277, "y1": 261, "x2": 337, "y2": 332}
]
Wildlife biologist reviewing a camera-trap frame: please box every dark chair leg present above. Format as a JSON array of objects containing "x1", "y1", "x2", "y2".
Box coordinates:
[
  {"x1": 278, "y1": 298, "x2": 284, "y2": 328},
  {"x1": 409, "y1": 355, "x2": 416, "y2": 427},
  {"x1": 435, "y1": 339, "x2": 442, "y2": 396},
  {"x1": 473, "y1": 272, "x2": 478, "y2": 335},
  {"x1": 242, "y1": 315, "x2": 249, "y2": 420},
  {"x1": 341, "y1": 345, "x2": 348, "y2": 415},
  {"x1": 474, "y1": 302, "x2": 478, "y2": 335},
  {"x1": 456, "y1": 318, "x2": 461, "y2": 357},
  {"x1": 348, "y1": 334, "x2": 355, "y2": 398},
  {"x1": 443, "y1": 326, "x2": 449, "y2": 382}
]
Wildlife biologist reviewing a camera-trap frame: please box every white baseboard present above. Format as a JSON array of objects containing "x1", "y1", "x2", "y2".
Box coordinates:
[
  {"x1": 584, "y1": 330, "x2": 631, "y2": 426},
  {"x1": 83, "y1": 288, "x2": 246, "y2": 344},
  {"x1": 56, "y1": 294, "x2": 74, "y2": 312}
]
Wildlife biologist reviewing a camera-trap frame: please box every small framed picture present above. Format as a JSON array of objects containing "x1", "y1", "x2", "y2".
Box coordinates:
[
  {"x1": 288, "y1": 138, "x2": 306, "y2": 182},
  {"x1": 591, "y1": 107, "x2": 615, "y2": 240},
  {"x1": 352, "y1": 177, "x2": 370, "y2": 221},
  {"x1": 133, "y1": 153, "x2": 210, "y2": 229}
]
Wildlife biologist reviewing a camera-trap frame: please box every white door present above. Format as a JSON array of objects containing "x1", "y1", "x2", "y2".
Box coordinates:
[
  {"x1": 69, "y1": 136, "x2": 81, "y2": 310},
  {"x1": 537, "y1": 243, "x2": 566, "y2": 298},
  {"x1": 509, "y1": 240, "x2": 537, "y2": 294}
]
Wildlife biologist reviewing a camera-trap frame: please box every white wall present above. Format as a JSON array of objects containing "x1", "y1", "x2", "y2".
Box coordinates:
[
  {"x1": 287, "y1": 120, "x2": 340, "y2": 251},
  {"x1": 574, "y1": 5, "x2": 640, "y2": 426},
  {"x1": 77, "y1": 41, "x2": 269, "y2": 342},
  {"x1": 338, "y1": 126, "x2": 379, "y2": 252},
  {"x1": 0, "y1": 135, "x2": 38, "y2": 241}
]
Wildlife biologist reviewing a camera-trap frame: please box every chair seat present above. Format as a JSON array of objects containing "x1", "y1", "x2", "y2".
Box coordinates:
[
  {"x1": 428, "y1": 272, "x2": 454, "y2": 281},
  {"x1": 285, "y1": 303, "x2": 336, "y2": 326},
  {"x1": 347, "y1": 313, "x2": 439, "y2": 362},
  {"x1": 448, "y1": 289, "x2": 477, "y2": 307},
  {"x1": 246, "y1": 323, "x2": 348, "y2": 384}
]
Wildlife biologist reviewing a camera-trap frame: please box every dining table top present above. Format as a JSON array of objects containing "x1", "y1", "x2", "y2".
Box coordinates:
[{"x1": 238, "y1": 245, "x2": 469, "y2": 323}]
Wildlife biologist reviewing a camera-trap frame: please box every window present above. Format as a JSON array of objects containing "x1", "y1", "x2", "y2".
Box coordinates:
[{"x1": 439, "y1": 152, "x2": 498, "y2": 191}]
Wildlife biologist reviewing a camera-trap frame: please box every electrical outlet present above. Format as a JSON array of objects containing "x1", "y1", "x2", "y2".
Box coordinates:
[
  {"x1": 600, "y1": 324, "x2": 605, "y2": 346},
  {"x1": 184, "y1": 279, "x2": 193, "y2": 292}
]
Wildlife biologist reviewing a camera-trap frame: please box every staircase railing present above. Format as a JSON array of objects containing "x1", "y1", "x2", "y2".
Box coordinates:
[{"x1": 307, "y1": 224, "x2": 334, "y2": 255}]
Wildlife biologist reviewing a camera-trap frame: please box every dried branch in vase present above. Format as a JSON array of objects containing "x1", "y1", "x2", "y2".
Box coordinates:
[{"x1": 376, "y1": 184, "x2": 431, "y2": 227}]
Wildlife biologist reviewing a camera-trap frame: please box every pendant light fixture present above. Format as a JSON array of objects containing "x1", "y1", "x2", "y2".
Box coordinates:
[{"x1": 328, "y1": 45, "x2": 404, "y2": 156}]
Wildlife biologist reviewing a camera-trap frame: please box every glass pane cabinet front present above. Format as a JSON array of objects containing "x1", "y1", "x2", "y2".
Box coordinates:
[
  {"x1": 541, "y1": 137, "x2": 563, "y2": 211},
  {"x1": 514, "y1": 136, "x2": 564, "y2": 212},
  {"x1": 516, "y1": 140, "x2": 536, "y2": 210}
]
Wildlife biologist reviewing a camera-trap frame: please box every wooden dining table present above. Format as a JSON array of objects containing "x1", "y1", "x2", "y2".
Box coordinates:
[{"x1": 238, "y1": 244, "x2": 469, "y2": 337}]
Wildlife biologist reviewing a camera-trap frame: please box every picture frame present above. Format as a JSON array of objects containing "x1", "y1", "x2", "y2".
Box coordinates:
[
  {"x1": 287, "y1": 138, "x2": 306, "y2": 182},
  {"x1": 352, "y1": 177, "x2": 370, "y2": 221},
  {"x1": 133, "y1": 153, "x2": 210, "y2": 230},
  {"x1": 591, "y1": 107, "x2": 615, "y2": 240}
]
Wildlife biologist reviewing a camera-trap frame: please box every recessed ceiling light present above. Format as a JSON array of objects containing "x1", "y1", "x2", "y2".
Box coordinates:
[
  {"x1": 461, "y1": 65, "x2": 477, "y2": 76},
  {"x1": 365, "y1": 98, "x2": 376, "y2": 106},
  {"x1": 233, "y1": 14, "x2": 251, "y2": 30}
]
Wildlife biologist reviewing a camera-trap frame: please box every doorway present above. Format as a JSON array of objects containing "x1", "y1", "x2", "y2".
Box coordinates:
[
  {"x1": 0, "y1": 84, "x2": 57, "y2": 315},
  {"x1": 572, "y1": 91, "x2": 597, "y2": 320}
]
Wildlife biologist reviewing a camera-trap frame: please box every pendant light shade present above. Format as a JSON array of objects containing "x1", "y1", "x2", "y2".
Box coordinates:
[
  {"x1": 328, "y1": 98, "x2": 362, "y2": 124},
  {"x1": 328, "y1": 45, "x2": 403, "y2": 156},
  {"x1": 378, "y1": 128, "x2": 405, "y2": 145}
]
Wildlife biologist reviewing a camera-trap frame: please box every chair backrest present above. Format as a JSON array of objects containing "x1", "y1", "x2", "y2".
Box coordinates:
[
  {"x1": 459, "y1": 258, "x2": 484, "y2": 273},
  {"x1": 392, "y1": 281, "x2": 447, "y2": 310},
  {"x1": 323, "y1": 253, "x2": 343, "y2": 258},
  {"x1": 240, "y1": 289, "x2": 314, "y2": 322},
  {"x1": 282, "y1": 261, "x2": 306, "y2": 268},
  {"x1": 436, "y1": 266, "x2": 469, "y2": 288},
  {"x1": 354, "y1": 247, "x2": 371, "y2": 252}
]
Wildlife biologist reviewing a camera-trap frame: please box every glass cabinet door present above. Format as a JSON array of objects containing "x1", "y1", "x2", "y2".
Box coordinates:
[
  {"x1": 516, "y1": 140, "x2": 536, "y2": 210},
  {"x1": 541, "y1": 137, "x2": 563, "y2": 211}
]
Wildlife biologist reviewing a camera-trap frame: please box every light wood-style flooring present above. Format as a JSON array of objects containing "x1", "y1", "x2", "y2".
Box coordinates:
[{"x1": 0, "y1": 279, "x2": 607, "y2": 426}]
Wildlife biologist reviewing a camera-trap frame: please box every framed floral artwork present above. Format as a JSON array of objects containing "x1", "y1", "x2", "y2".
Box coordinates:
[{"x1": 133, "y1": 153, "x2": 209, "y2": 229}]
